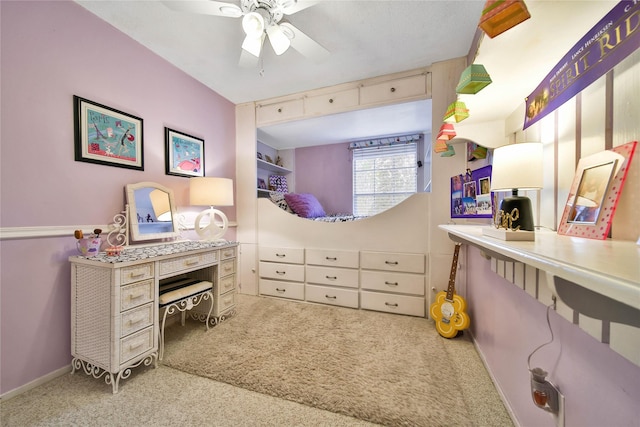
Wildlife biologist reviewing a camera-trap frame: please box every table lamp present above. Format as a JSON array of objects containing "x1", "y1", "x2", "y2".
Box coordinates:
[
  {"x1": 190, "y1": 177, "x2": 234, "y2": 241},
  {"x1": 485, "y1": 142, "x2": 543, "y2": 240},
  {"x1": 149, "y1": 189, "x2": 172, "y2": 222}
]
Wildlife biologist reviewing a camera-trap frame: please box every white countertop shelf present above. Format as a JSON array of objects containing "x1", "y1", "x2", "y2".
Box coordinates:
[{"x1": 439, "y1": 224, "x2": 640, "y2": 311}]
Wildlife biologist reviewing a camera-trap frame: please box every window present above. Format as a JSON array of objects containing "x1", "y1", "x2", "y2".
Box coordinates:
[{"x1": 352, "y1": 143, "x2": 417, "y2": 216}]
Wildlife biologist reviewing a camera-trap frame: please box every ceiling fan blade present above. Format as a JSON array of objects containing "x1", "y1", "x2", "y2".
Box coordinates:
[
  {"x1": 163, "y1": 1, "x2": 243, "y2": 17},
  {"x1": 280, "y1": 22, "x2": 329, "y2": 62},
  {"x1": 281, "y1": 0, "x2": 318, "y2": 15},
  {"x1": 238, "y1": 49, "x2": 260, "y2": 68},
  {"x1": 241, "y1": 33, "x2": 265, "y2": 58}
]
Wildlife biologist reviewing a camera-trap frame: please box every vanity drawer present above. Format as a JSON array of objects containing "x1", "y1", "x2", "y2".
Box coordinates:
[
  {"x1": 220, "y1": 246, "x2": 237, "y2": 260},
  {"x1": 121, "y1": 263, "x2": 154, "y2": 285},
  {"x1": 120, "y1": 326, "x2": 154, "y2": 364},
  {"x1": 217, "y1": 274, "x2": 236, "y2": 296},
  {"x1": 220, "y1": 259, "x2": 236, "y2": 277},
  {"x1": 360, "y1": 251, "x2": 425, "y2": 274},
  {"x1": 260, "y1": 279, "x2": 305, "y2": 300},
  {"x1": 259, "y1": 262, "x2": 305, "y2": 282},
  {"x1": 306, "y1": 284, "x2": 359, "y2": 308},
  {"x1": 120, "y1": 279, "x2": 154, "y2": 311},
  {"x1": 215, "y1": 291, "x2": 236, "y2": 313},
  {"x1": 306, "y1": 248, "x2": 359, "y2": 268},
  {"x1": 120, "y1": 303, "x2": 154, "y2": 337},
  {"x1": 360, "y1": 74, "x2": 427, "y2": 106},
  {"x1": 360, "y1": 291, "x2": 425, "y2": 317},
  {"x1": 305, "y1": 265, "x2": 359, "y2": 288},
  {"x1": 159, "y1": 251, "x2": 218, "y2": 276},
  {"x1": 259, "y1": 246, "x2": 304, "y2": 264},
  {"x1": 360, "y1": 271, "x2": 425, "y2": 296}
]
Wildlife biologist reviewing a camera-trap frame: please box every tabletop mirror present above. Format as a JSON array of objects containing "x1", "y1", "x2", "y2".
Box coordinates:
[{"x1": 125, "y1": 182, "x2": 180, "y2": 242}]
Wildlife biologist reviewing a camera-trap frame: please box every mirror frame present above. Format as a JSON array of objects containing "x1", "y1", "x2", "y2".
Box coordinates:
[{"x1": 125, "y1": 181, "x2": 180, "y2": 242}]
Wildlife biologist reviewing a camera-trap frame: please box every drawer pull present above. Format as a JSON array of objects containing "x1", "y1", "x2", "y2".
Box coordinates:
[
  {"x1": 129, "y1": 271, "x2": 146, "y2": 279},
  {"x1": 390, "y1": 87, "x2": 396, "y2": 93},
  {"x1": 128, "y1": 340, "x2": 146, "y2": 351},
  {"x1": 325, "y1": 256, "x2": 337, "y2": 261},
  {"x1": 385, "y1": 302, "x2": 399, "y2": 307},
  {"x1": 385, "y1": 281, "x2": 399, "y2": 286},
  {"x1": 276, "y1": 253, "x2": 286, "y2": 258},
  {"x1": 276, "y1": 270, "x2": 286, "y2": 275},
  {"x1": 129, "y1": 293, "x2": 145, "y2": 300},
  {"x1": 385, "y1": 261, "x2": 399, "y2": 266},
  {"x1": 128, "y1": 316, "x2": 146, "y2": 326},
  {"x1": 223, "y1": 296, "x2": 233, "y2": 304},
  {"x1": 277, "y1": 108, "x2": 282, "y2": 113},
  {"x1": 326, "y1": 275, "x2": 337, "y2": 280},
  {"x1": 222, "y1": 250, "x2": 234, "y2": 257},
  {"x1": 275, "y1": 288, "x2": 286, "y2": 293},
  {"x1": 325, "y1": 295, "x2": 337, "y2": 300},
  {"x1": 185, "y1": 258, "x2": 200, "y2": 266}
]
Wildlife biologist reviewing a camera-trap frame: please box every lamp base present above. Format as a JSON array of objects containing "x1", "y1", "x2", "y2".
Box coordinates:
[
  {"x1": 499, "y1": 195, "x2": 535, "y2": 231},
  {"x1": 194, "y1": 208, "x2": 228, "y2": 241},
  {"x1": 483, "y1": 227, "x2": 535, "y2": 241}
]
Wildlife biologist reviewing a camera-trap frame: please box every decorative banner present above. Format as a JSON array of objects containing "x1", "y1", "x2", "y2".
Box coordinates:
[{"x1": 523, "y1": 1, "x2": 640, "y2": 129}]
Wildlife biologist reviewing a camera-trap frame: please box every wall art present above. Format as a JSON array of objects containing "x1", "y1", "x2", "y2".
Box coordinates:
[
  {"x1": 165, "y1": 127, "x2": 204, "y2": 177},
  {"x1": 451, "y1": 165, "x2": 493, "y2": 218},
  {"x1": 74, "y1": 95, "x2": 144, "y2": 170}
]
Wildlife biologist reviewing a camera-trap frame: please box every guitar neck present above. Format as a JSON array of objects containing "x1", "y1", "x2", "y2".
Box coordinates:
[{"x1": 446, "y1": 243, "x2": 462, "y2": 301}]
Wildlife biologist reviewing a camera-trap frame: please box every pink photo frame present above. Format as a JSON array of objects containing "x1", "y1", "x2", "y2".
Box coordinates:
[{"x1": 558, "y1": 141, "x2": 637, "y2": 240}]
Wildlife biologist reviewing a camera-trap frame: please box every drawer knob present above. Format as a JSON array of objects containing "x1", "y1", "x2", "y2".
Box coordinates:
[
  {"x1": 277, "y1": 108, "x2": 282, "y2": 113},
  {"x1": 390, "y1": 87, "x2": 396, "y2": 93},
  {"x1": 329, "y1": 98, "x2": 334, "y2": 103}
]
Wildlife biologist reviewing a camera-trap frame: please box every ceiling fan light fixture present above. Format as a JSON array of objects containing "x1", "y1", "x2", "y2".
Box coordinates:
[
  {"x1": 267, "y1": 24, "x2": 291, "y2": 55},
  {"x1": 242, "y1": 33, "x2": 265, "y2": 57},
  {"x1": 242, "y1": 12, "x2": 265, "y2": 36}
]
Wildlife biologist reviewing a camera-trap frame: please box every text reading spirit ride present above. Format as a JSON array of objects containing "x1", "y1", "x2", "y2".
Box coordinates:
[{"x1": 430, "y1": 243, "x2": 470, "y2": 338}]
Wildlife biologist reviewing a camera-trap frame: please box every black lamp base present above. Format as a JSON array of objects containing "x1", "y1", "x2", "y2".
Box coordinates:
[{"x1": 499, "y1": 195, "x2": 534, "y2": 231}]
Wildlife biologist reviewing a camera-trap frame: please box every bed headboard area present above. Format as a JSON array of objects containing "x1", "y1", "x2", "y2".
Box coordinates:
[{"x1": 257, "y1": 193, "x2": 429, "y2": 254}]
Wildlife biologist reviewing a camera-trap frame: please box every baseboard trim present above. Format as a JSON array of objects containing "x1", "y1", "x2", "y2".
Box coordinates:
[
  {"x1": 470, "y1": 331, "x2": 520, "y2": 427},
  {"x1": 0, "y1": 365, "x2": 71, "y2": 401}
]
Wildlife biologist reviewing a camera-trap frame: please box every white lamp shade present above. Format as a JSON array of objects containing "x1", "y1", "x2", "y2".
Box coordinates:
[
  {"x1": 267, "y1": 24, "x2": 291, "y2": 55},
  {"x1": 490, "y1": 142, "x2": 543, "y2": 191},
  {"x1": 149, "y1": 189, "x2": 172, "y2": 221},
  {"x1": 190, "y1": 177, "x2": 234, "y2": 207}
]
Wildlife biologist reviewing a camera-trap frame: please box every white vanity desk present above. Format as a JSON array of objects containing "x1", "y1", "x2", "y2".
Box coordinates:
[{"x1": 70, "y1": 240, "x2": 238, "y2": 393}]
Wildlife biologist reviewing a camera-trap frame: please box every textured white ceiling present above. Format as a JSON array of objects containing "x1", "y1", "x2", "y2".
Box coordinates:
[{"x1": 76, "y1": 1, "x2": 618, "y2": 148}]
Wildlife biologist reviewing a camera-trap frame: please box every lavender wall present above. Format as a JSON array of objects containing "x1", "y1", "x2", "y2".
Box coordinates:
[
  {"x1": 295, "y1": 142, "x2": 353, "y2": 214},
  {"x1": 466, "y1": 246, "x2": 640, "y2": 426},
  {"x1": 0, "y1": 1, "x2": 236, "y2": 394}
]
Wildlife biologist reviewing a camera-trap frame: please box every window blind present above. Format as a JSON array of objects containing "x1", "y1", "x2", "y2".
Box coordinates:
[{"x1": 352, "y1": 143, "x2": 417, "y2": 216}]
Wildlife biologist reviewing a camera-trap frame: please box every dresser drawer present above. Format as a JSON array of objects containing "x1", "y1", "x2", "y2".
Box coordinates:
[
  {"x1": 259, "y1": 262, "x2": 305, "y2": 282},
  {"x1": 120, "y1": 279, "x2": 154, "y2": 311},
  {"x1": 215, "y1": 291, "x2": 236, "y2": 313},
  {"x1": 121, "y1": 263, "x2": 154, "y2": 285},
  {"x1": 305, "y1": 265, "x2": 359, "y2": 288},
  {"x1": 256, "y1": 98, "x2": 304, "y2": 125},
  {"x1": 259, "y1": 246, "x2": 304, "y2": 264},
  {"x1": 220, "y1": 246, "x2": 236, "y2": 260},
  {"x1": 306, "y1": 248, "x2": 359, "y2": 268},
  {"x1": 220, "y1": 259, "x2": 236, "y2": 277},
  {"x1": 360, "y1": 271, "x2": 425, "y2": 296},
  {"x1": 120, "y1": 303, "x2": 154, "y2": 337},
  {"x1": 217, "y1": 274, "x2": 236, "y2": 296},
  {"x1": 304, "y1": 88, "x2": 359, "y2": 116},
  {"x1": 159, "y1": 251, "x2": 218, "y2": 276},
  {"x1": 360, "y1": 291, "x2": 425, "y2": 317},
  {"x1": 360, "y1": 251, "x2": 425, "y2": 274},
  {"x1": 306, "y1": 284, "x2": 359, "y2": 308},
  {"x1": 120, "y1": 326, "x2": 154, "y2": 364},
  {"x1": 260, "y1": 279, "x2": 305, "y2": 300}
]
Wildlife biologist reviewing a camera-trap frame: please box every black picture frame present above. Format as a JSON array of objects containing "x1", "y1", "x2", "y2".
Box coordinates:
[
  {"x1": 73, "y1": 95, "x2": 144, "y2": 170},
  {"x1": 165, "y1": 127, "x2": 205, "y2": 178}
]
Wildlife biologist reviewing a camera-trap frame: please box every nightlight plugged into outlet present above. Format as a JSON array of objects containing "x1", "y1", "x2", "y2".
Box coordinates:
[{"x1": 530, "y1": 367, "x2": 565, "y2": 427}]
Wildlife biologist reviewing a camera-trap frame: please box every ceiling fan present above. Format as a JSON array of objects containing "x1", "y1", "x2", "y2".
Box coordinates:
[{"x1": 164, "y1": 0, "x2": 329, "y2": 66}]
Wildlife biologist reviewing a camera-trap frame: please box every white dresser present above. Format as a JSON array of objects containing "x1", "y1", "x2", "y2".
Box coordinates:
[
  {"x1": 258, "y1": 245, "x2": 427, "y2": 317},
  {"x1": 305, "y1": 248, "x2": 359, "y2": 308},
  {"x1": 70, "y1": 241, "x2": 238, "y2": 393}
]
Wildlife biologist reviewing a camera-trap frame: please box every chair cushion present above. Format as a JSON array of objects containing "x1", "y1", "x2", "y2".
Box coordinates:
[{"x1": 159, "y1": 279, "x2": 212, "y2": 306}]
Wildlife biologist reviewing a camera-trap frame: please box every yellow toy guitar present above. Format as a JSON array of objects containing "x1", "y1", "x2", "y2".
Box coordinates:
[{"x1": 430, "y1": 243, "x2": 470, "y2": 338}]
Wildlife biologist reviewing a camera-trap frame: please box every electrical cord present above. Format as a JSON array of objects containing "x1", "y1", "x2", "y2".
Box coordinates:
[{"x1": 527, "y1": 297, "x2": 556, "y2": 372}]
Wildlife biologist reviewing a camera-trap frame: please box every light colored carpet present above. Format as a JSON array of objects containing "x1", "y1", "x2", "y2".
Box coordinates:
[{"x1": 162, "y1": 294, "x2": 513, "y2": 426}]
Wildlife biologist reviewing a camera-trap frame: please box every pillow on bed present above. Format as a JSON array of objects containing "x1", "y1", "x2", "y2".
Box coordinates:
[
  {"x1": 269, "y1": 192, "x2": 294, "y2": 213},
  {"x1": 284, "y1": 193, "x2": 326, "y2": 218}
]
